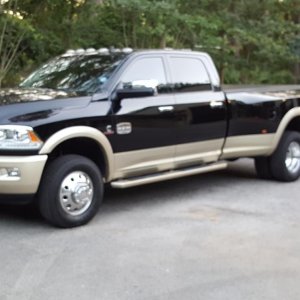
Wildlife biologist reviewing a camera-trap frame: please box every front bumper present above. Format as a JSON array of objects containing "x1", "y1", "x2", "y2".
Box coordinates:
[{"x1": 0, "y1": 155, "x2": 48, "y2": 195}]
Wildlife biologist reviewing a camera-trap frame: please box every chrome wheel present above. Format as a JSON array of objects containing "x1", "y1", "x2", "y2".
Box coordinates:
[
  {"x1": 285, "y1": 141, "x2": 300, "y2": 174},
  {"x1": 59, "y1": 171, "x2": 94, "y2": 216}
]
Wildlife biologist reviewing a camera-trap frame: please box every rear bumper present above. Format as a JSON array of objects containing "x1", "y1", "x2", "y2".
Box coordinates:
[{"x1": 0, "y1": 155, "x2": 48, "y2": 195}]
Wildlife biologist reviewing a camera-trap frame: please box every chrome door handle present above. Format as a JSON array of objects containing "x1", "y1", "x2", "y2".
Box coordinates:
[
  {"x1": 158, "y1": 106, "x2": 174, "y2": 112},
  {"x1": 210, "y1": 101, "x2": 224, "y2": 108}
]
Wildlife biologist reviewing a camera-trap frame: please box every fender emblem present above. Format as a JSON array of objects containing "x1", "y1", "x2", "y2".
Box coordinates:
[
  {"x1": 116, "y1": 122, "x2": 132, "y2": 135},
  {"x1": 104, "y1": 125, "x2": 115, "y2": 135}
]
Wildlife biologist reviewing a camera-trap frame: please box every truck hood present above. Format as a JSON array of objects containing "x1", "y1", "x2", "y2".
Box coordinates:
[
  {"x1": 0, "y1": 87, "x2": 96, "y2": 127},
  {"x1": 0, "y1": 87, "x2": 83, "y2": 106}
]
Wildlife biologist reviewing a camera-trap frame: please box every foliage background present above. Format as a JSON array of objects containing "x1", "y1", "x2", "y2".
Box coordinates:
[{"x1": 1, "y1": 0, "x2": 300, "y2": 87}]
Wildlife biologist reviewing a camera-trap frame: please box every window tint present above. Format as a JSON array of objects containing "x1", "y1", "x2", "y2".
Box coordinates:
[
  {"x1": 121, "y1": 57, "x2": 169, "y2": 93},
  {"x1": 170, "y1": 57, "x2": 211, "y2": 92}
]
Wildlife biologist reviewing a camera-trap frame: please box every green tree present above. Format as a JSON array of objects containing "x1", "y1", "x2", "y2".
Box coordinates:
[
  {"x1": 0, "y1": 0, "x2": 34, "y2": 86},
  {"x1": 1, "y1": 0, "x2": 300, "y2": 86}
]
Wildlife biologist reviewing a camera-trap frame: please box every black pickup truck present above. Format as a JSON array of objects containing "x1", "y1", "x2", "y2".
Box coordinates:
[{"x1": 0, "y1": 48, "x2": 300, "y2": 227}]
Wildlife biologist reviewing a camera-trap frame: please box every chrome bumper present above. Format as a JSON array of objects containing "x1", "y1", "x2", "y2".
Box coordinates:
[{"x1": 0, "y1": 155, "x2": 48, "y2": 194}]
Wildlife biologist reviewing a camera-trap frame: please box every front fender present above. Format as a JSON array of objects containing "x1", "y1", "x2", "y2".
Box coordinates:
[{"x1": 39, "y1": 126, "x2": 114, "y2": 181}]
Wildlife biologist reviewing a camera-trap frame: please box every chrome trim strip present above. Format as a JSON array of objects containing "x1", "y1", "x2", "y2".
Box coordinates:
[
  {"x1": 158, "y1": 106, "x2": 174, "y2": 112},
  {"x1": 210, "y1": 101, "x2": 224, "y2": 108},
  {"x1": 111, "y1": 161, "x2": 228, "y2": 189},
  {"x1": 39, "y1": 126, "x2": 114, "y2": 181},
  {"x1": 0, "y1": 125, "x2": 33, "y2": 131}
]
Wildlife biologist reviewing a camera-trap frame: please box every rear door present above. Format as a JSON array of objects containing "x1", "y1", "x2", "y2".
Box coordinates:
[{"x1": 167, "y1": 54, "x2": 227, "y2": 168}]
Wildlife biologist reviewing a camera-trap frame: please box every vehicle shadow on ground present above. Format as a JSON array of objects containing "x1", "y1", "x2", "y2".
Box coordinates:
[
  {"x1": 100, "y1": 159, "x2": 260, "y2": 217},
  {"x1": 0, "y1": 159, "x2": 259, "y2": 226},
  {"x1": 0, "y1": 202, "x2": 43, "y2": 226}
]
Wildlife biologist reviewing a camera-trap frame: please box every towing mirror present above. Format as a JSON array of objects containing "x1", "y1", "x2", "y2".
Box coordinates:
[
  {"x1": 116, "y1": 79, "x2": 158, "y2": 100},
  {"x1": 116, "y1": 87, "x2": 155, "y2": 100}
]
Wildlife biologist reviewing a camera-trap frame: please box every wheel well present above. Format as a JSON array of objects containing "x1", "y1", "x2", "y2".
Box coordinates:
[
  {"x1": 47, "y1": 138, "x2": 108, "y2": 179},
  {"x1": 286, "y1": 117, "x2": 300, "y2": 133}
]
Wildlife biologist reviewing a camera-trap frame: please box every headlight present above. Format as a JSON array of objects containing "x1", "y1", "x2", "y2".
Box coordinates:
[{"x1": 0, "y1": 125, "x2": 43, "y2": 150}]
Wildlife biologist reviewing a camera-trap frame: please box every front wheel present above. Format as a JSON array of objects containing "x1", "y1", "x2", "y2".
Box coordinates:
[
  {"x1": 38, "y1": 155, "x2": 103, "y2": 228},
  {"x1": 269, "y1": 131, "x2": 300, "y2": 182}
]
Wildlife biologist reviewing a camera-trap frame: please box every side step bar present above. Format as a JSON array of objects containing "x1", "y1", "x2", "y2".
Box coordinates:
[{"x1": 111, "y1": 161, "x2": 228, "y2": 189}]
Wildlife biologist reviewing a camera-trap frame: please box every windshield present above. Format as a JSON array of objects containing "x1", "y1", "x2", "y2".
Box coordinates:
[{"x1": 20, "y1": 54, "x2": 125, "y2": 94}]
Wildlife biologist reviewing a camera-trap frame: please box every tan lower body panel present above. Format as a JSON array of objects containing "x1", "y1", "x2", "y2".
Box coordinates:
[
  {"x1": 174, "y1": 139, "x2": 223, "y2": 168},
  {"x1": 221, "y1": 134, "x2": 275, "y2": 159},
  {"x1": 113, "y1": 139, "x2": 224, "y2": 180},
  {"x1": 113, "y1": 146, "x2": 175, "y2": 179},
  {"x1": 113, "y1": 134, "x2": 275, "y2": 181}
]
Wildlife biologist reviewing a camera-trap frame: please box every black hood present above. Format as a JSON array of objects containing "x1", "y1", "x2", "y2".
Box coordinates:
[
  {"x1": 0, "y1": 87, "x2": 84, "y2": 106},
  {"x1": 0, "y1": 87, "x2": 98, "y2": 128}
]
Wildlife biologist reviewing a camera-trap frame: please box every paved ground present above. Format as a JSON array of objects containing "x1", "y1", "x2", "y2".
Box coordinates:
[{"x1": 0, "y1": 159, "x2": 300, "y2": 300}]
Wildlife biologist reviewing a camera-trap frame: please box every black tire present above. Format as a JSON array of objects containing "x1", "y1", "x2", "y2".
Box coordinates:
[
  {"x1": 254, "y1": 157, "x2": 273, "y2": 179},
  {"x1": 269, "y1": 131, "x2": 300, "y2": 182},
  {"x1": 38, "y1": 155, "x2": 103, "y2": 228}
]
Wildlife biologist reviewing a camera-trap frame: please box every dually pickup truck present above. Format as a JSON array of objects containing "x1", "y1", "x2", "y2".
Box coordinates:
[{"x1": 0, "y1": 48, "x2": 300, "y2": 227}]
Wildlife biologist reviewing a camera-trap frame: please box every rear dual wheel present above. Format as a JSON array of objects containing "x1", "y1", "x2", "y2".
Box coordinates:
[
  {"x1": 255, "y1": 131, "x2": 300, "y2": 182},
  {"x1": 38, "y1": 155, "x2": 103, "y2": 228}
]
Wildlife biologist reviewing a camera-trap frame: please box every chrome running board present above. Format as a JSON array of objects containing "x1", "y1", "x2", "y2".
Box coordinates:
[{"x1": 111, "y1": 161, "x2": 228, "y2": 189}]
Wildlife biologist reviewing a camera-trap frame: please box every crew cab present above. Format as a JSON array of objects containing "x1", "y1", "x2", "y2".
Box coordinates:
[{"x1": 0, "y1": 48, "x2": 300, "y2": 227}]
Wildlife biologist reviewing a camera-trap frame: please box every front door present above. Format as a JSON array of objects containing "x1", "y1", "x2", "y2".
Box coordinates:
[{"x1": 110, "y1": 55, "x2": 176, "y2": 179}]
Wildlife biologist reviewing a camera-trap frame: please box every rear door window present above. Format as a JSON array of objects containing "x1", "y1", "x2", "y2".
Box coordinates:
[{"x1": 169, "y1": 57, "x2": 212, "y2": 92}]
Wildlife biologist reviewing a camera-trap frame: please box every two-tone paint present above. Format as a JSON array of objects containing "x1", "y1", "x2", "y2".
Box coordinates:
[{"x1": 1, "y1": 51, "x2": 300, "y2": 199}]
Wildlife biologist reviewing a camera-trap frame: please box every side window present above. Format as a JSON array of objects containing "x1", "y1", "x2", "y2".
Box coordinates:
[
  {"x1": 121, "y1": 57, "x2": 168, "y2": 94},
  {"x1": 170, "y1": 57, "x2": 212, "y2": 92}
]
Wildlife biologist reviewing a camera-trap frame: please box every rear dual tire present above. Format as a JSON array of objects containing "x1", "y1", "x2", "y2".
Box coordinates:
[{"x1": 255, "y1": 131, "x2": 300, "y2": 182}]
